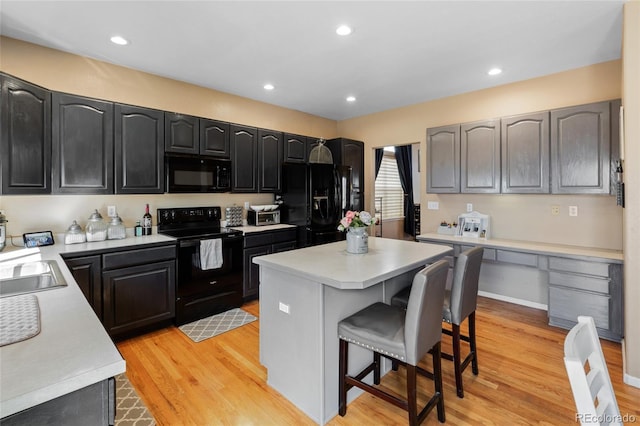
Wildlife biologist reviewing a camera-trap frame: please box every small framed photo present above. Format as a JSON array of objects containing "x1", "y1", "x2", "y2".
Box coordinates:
[{"x1": 23, "y1": 231, "x2": 55, "y2": 248}]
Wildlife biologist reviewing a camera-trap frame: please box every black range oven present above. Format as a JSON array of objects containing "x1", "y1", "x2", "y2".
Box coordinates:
[{"x1": 157, "y1": 206, "x2": 243, "y2": 325}]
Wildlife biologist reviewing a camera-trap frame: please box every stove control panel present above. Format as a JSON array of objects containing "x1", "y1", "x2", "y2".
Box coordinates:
[{"x1": 157, "y1": 206, "x2": 222, "y2": 226}]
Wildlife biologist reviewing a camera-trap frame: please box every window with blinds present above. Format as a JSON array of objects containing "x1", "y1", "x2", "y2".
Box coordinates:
[{"x1": 375, "y1": 152, "x2": 405, "y2": 220}]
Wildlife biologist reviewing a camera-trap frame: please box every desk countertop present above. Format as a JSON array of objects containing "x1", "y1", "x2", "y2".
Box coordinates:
[{"x1": 416, "y1": 233, "x2": 623, "y2": 263}]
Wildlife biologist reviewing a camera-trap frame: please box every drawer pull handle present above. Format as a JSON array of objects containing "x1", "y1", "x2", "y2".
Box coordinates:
[{"x1": 209, "y1": 280, "x2": 218, "y2": 285}]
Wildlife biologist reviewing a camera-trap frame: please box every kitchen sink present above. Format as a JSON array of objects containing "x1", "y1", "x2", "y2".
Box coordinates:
[{"x1": 0, "y1": 260, "x2": 67, "y2": 298}]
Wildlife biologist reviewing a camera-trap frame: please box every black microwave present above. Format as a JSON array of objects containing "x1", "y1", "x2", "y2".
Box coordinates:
[{"x1": 166, "y1": 155, "x2": 232, "y2": 193}]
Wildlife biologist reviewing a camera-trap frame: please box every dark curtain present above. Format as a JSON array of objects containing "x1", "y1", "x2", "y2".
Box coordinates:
[
  {"x1": 375, "y1": 148, "x2": 384, "y2": 178},
  {"x1": 394, "y1": 145, "x2": 415, "y2": 235}
]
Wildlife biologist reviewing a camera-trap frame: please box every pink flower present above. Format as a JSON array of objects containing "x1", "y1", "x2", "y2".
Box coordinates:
[
  {"x1": 340, "y1": 217, "x2": 352, "y2": 228},
  {"x1": 346, "y1": 211, "x2": 356, "y2": 219}
]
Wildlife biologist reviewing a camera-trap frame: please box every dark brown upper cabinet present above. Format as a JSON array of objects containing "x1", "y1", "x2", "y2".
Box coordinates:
[
  {"x1": 257, "y1": 129, "x2": 283, "y2": 192},
  {"x1": 426, "y1": 124, "x2": 460, "y2": 194},
  {"x1": 200, "y1": 119, "x2": 230, "y2": 158},
  {"x1": 501, "y1": 111, "x2": 550, "y2": 194},
  {"x1": 52, "y1": 92, "x2": 114, "y2": 194},
  {"x1": 165, "y1": 113, "x2": 199, "y2": 154},
  {"x1": 115, "y1": 104, "x2": 165, "y2": 194},
  {"x1": 550, "y1": 101, "x2": 611, "y2": 194},
  {"x1": 165, "y1": 113, "x2": 230, "y2": 158},
  {"x1": 1, "y1": 74, "x2": 51, "y2": 194},
  {"x1": 461, "y1": 119, "x2": 501, "y2": 193},
  {"x1": 230, "y1": 124, "x2": 258, "y2": 192},
  {"x1": 284, "y1": 133, "x2": 308, "y2": 163}
]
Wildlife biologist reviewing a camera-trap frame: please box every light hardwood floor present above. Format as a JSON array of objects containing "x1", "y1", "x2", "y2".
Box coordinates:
[{"x1": 116, "y1": 297, "x2": 640, "y2": 425}]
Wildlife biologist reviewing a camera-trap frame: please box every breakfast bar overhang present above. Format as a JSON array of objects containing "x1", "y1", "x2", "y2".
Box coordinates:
[{"x1": 254, "y1": 237, "x2": 452, "y2": 424}]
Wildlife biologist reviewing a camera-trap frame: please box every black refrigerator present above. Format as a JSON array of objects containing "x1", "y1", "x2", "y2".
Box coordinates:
[{"x1": 280, "y1": 162, "x2": 352, "y2": 247}]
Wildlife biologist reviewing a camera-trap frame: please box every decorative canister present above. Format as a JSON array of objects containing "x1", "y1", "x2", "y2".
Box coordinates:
[
  {"x1": 346, "y1": 227, "x2": 368, "y2": 254},
  {"x1": 107, "y1": 215, "x2": 126, "y2": 240},
  {"x1": 0, "y1": 210, "x2": 7, "y2": 252},
  {"x1": 64, "y1": 220, "x2": 86, "y2": 245},
  {"x1": 86, "y1": 210, "x2": 107, "y2": 242}
]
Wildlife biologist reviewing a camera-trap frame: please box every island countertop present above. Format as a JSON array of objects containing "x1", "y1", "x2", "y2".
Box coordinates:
[{"x1": 253, "y1": 236, "x2": 453, "y2": 290}]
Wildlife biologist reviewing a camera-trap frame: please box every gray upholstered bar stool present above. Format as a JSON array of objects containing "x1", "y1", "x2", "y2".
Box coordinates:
[
  {"x1": 390, "y1": 246, "x2": 484, "y2": 398},
  {"x1": 338, "y1": 260, "x2": 449, "y2": 425}
]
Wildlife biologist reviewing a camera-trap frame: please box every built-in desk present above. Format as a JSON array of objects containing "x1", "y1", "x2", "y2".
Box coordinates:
[
  {"x1": 254, "y1": 237, "x2": 452, "y2": 425},
  {"x1": 416, "y1": 233, "x2": 623, "y2": 342}
]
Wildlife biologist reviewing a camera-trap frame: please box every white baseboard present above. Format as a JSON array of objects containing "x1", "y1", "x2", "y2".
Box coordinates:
[
  {"x1": 622, "y1": 340, "x2": 640, "y2": 388},
  {"x1": 478, "y1": 291, "x2": 548, "y2": 311},
  {"x1": 623, "y1": 373, "x2": 640, "y2": 388}
]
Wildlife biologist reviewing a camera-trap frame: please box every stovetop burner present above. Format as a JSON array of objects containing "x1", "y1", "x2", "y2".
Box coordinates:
[{"x1": 157, "y1": 206, "x2": 242, "y2": 239}]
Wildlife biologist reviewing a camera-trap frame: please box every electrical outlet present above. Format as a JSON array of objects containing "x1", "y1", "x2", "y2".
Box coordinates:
[
  {"x1": 427, "y1": 201, "x2": 439, "y2": 210},
  {"x1": 278, "y1": 302, "x2": 290, "y2": 314},
  {"x1": 244, "y1": 201, "x2": 250, "y2": 210},
  {"x1": 467, "y1": 203, "x2": 473, "y2": 212},
  {"x1": 551, "y1": 206, "x2": 560, "y2": 216},
  {"x1": 569, "y1": 205, "x2": 578, "y2": 217},
  {"x1": 107, "y1": 205, "x2": 117, "y2": 217}
]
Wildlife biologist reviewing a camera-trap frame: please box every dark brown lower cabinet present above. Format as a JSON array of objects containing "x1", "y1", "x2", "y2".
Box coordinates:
[
  {"x1": 0, "y1": 378, "x2": 115, "y2": 426},
  {"x1": 63, "y1": 243, "x2": 176, "y2": 340},
  {"x1": 64, "y1": 254, "x2": 103, "y2": 320},
  {"x1": 243, "y1": 229, "x2": 296, "y2": 299},
  {"x1": 102, "y1": 260, "x2": 175, "y2": 338}
]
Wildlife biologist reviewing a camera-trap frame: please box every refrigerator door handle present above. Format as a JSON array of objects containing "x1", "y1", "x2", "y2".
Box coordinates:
[{"x1": 334, "y1": 168, "x2": 343, "y2": 218}]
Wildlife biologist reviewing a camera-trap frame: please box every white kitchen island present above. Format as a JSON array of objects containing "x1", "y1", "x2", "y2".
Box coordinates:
[{"x1": 254, "y1": 237, "x2": 452, "y2": 425}]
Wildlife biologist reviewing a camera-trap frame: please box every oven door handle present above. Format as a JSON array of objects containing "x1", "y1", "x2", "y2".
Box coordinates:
[
  {"x1": 179, "y1": 239, "x2": 201, "y2": 248},
  {"x1": 179, "y1": 236, "x2": 240, "y2": 248}
]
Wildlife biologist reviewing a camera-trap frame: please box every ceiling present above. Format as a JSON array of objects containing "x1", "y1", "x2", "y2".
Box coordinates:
[{"x1": 0, "y1": 1, "x2": 626, "y2": 121}]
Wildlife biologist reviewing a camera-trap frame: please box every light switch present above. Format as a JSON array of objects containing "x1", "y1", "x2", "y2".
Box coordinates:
[
  {"x1": 427, "y1": 201, "x2": 439, "y2": 210},
  {"x1": 569, "y1": 206, "x2": 578, "y2": 217}
]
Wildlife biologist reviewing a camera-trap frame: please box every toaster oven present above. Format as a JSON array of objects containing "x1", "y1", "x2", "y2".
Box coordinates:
[{"x1": 247, "y1": 210, "x2": 280, "y2": 226}]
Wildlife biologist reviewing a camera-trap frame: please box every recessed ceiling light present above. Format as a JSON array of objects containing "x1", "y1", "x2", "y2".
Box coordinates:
[
  {"x1": 346, "y1": 96, "x2": 356, "y2": 102},
  {"x1": 110, "y1": 36, "x2": 129, "y2": 46},
  {"x1": 336, "y1": 25, "x2": 352, "y2": 36},
  {"x1": 488, "y1": 67, "x2": 502, "y2": 76},
  {"x1": 264, "y1": 83, "x2": 274, "y2": 91}
]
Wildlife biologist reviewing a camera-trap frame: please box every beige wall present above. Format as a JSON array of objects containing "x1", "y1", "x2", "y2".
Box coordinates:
[
  {"x1": 622, "y1": 0, "x2": 640, "y2": 386},
  {"x1": 0, "y1": 37, "x2": 338, "y2": 236},
  {"x1": 338, "y1": 60, "x2": 624, "y2": 250}
]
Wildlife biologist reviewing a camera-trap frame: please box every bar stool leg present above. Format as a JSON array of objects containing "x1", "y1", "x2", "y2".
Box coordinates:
[
  {"x1": 452, "y1": 323, "x2": 464, "y2": 398},
  {"x1": 432, "y1": 342, "x2": 446, "y2": 422},
  {"x1": 469, "y1": 312, "x2": 479, "y2": 375},
  {"x1": 406, "y1": 364, "x2": 418, "y2": 426}
]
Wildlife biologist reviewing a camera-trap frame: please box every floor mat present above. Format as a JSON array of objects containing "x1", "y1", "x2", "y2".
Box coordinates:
[
  {"x1": 178, "y1": 308, "x2": 257, "y2": 343},
  {"x1": 115, "y1": 373, "x2": 156, "y2": 426}
]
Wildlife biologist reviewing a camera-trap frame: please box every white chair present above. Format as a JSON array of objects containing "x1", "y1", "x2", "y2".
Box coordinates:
[{"x1": 563, "y1": 316, "x2": 622, "y2": 426}]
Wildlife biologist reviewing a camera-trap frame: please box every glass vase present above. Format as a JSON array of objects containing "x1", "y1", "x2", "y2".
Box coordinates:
[{"x1": 346, "y1": 227, "x2": 368, "y2": 254}]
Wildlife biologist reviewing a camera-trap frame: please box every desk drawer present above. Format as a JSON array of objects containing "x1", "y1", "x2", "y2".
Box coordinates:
[
  {"x1": 496, "y1": 250, "x2": 538, "y2": 267},
  {"x1": 459, "y1": 245, "x2": 496, "y2": 261},
  {"x1": 549, "y1": 286, "x2": 610, "y2": 330},
  {"x1": 549, "y1": 271, "x2": 610, "y2": 294},
  {"x1": 548, "y1": 257, "x2": 610, "y2": 277}
]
